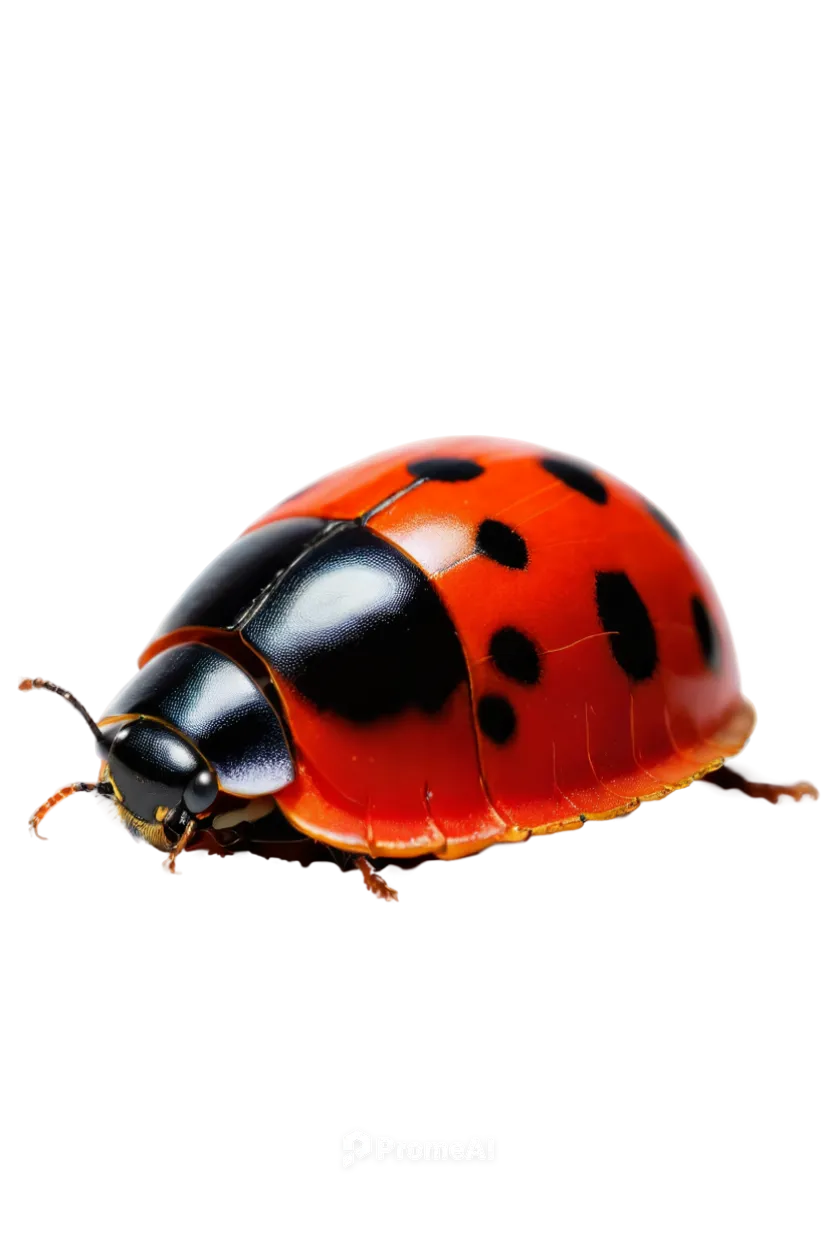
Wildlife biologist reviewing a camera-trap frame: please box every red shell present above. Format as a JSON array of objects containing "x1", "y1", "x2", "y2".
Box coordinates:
[{"x1": 143, "y1": 437, "x2": 754, "y2": 860}]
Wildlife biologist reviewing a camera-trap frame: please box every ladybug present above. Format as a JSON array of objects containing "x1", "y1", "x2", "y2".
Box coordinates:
[{"x1": 22, "y1": 437, "x2": 817, "y2": 899}]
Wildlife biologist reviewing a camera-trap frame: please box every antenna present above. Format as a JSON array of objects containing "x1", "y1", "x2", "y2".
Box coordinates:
[{"x1": 19, "y1": 677, "x2": 106, "y2": 745}]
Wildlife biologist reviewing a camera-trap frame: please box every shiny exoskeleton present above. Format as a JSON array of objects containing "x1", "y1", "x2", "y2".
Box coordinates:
[{"x1": 22, "y1": 437, "x2": 817, "y2": 898}]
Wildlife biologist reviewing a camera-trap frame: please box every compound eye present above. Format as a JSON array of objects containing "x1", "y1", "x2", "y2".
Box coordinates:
[{"x1": 183, "y1": 767, "x2": 219, "y2": 815}]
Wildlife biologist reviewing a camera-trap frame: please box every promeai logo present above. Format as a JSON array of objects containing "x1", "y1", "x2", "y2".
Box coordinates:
[
  {"x1": 343, "y1": 1133, "x2": 376, "y2": 1168},
  {"x1": 340, "y1": 1133, "x2": 496, "y2": 1168}
]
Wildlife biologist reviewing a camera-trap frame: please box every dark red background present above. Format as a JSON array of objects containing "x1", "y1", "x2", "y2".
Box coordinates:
[{"x1": 0, "y1": 9, "x2": 832, "y2": 1254}]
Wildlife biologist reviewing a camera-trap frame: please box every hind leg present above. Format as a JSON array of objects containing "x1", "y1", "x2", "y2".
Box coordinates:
[{"x1": 703, "y1": 765, "x2": 818, "y2": 804}]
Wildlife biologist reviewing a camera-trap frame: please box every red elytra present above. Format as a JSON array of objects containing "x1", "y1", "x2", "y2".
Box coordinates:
[{"x1": 137, "y1": 438, "x2": 757, "y2": 862}]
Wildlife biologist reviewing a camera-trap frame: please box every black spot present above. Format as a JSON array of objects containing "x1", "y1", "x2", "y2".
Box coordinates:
[
  {"x1": 691, "y1": 595, "x2": 720, "y2": 670},
  {"x1": 407, "y1": 457, "x2": 484, "y2": 482},
  {"x1": 541, "y1": 456, "x2": 608, "y2": 505},
  {"x1": 646, "y1": 499, "x2": 682, "y2": 543},
  {"x1": 477, "y1": 694, "x2": 517, "y2": 745},
  {"x1": 489, "y1": 627, "x2": 541, "y2": 685},
  {"x1": 476, "y1": 519, "x2": 528, "y2": 569},
  {"x1": 243, "y1": 525, "x2": 467, "y2": 723},
  {"x1": 595, "y1": 571, "x2": 658, "y2": 681}
]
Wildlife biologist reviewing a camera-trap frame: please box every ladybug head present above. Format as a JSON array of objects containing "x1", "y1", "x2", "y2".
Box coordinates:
[
  {"x1": 98, "y1": 717, "x2": 219, "y2": 851},
  {"x1": 20, "y1": 678, "x2": 218, "y2": 860}
]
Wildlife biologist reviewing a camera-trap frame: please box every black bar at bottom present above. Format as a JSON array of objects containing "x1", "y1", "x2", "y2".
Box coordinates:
[{"x1": 335, "y1": 1118, "x2": 832, "y2": 1173}]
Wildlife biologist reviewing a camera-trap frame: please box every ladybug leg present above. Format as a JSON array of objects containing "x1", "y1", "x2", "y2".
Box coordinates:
[
  {"x1": 163, "y1": 819, "x2": 197, "y2": 874},
  {"x1": 354, "y1": 856, "x2": 399, "y2": 902},
  {"x1": 28, "y1": 781, "x2": 104, "y2": 839},
  {"x1": 703, "y1": 765, "x2": 818, "y2": 804}
]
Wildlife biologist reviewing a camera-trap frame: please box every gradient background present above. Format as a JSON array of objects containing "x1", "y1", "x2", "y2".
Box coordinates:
[{"x1": 0, "y1": 9, "x2": 832, "y2": 1254}]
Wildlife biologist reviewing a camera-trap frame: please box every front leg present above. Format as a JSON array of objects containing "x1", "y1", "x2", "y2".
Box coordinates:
[{"x1": 703, "y1": 765, "x2": 818, "y2": 804}]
